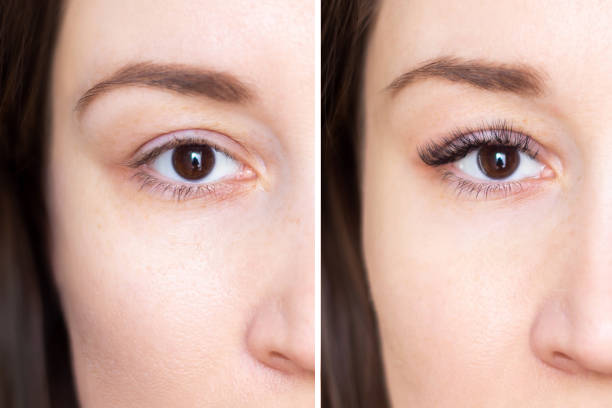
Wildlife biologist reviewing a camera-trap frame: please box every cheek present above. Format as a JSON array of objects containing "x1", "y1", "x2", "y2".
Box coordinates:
[
  {"x1": 361, "y1": 138, "x2": 569, "y2": 404},
  {"x1": 47, "y1": 142, "x2": 276, "y2": 405}
]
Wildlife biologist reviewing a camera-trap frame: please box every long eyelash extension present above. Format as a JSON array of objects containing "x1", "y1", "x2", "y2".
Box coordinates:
[
  {"x1": 131, "y1": 172, "x2": 219, "y2": 201},
  {"x1": 417, "y1": 120, "x2": 539, "y2": 166},
  {"x1": 441, "y1": 170, "x2": 525, "y2": 199}
]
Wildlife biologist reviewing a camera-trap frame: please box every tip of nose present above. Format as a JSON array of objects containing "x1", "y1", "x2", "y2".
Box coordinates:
[{"x1": 571, "y1": 340, "x2": 612, "y2": 375}]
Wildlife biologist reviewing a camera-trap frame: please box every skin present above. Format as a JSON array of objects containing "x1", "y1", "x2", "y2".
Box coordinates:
[
  {"x1": 48, "y1": 0, "x2": 313, "y2": 406},
  {"x1": 362, "y1": 0, "x2": 612, "y2": 406}
]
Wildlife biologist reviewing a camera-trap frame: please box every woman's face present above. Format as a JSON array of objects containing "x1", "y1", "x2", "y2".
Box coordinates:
[
  {"x1": 48, "y1": 0, "x2": 313, "y2": 406},
  {"x1": 362, "y1": 0, "x2": 612, "y2": 405}
]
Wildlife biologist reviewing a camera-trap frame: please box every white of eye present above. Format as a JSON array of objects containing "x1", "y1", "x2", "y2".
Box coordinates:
[
  {"x1": 455, "y1": 148, "x2": 545, "y2": 181},
  {"x1": 152, "y1": 146, "x2": 240, "y2": 183}
]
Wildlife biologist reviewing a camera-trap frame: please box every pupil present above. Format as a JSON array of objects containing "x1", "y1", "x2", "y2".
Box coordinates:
[
  {"x1": 191, "y1": 152, "x2": 201, "y2": 168},
  {"x1": 477, "y1": 145, "x2": 519, "y2": 179},
  {"x1": 495, "y1": 152, "x2": 506, "y2": 168},
  {"x1": 172, "y1": 144, "x2": 215, "y2": 180}
]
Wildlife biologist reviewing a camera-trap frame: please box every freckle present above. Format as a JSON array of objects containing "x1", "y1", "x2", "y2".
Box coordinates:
[{"x1": 285, "y1": 217, "x2": 301, "y2": 225}]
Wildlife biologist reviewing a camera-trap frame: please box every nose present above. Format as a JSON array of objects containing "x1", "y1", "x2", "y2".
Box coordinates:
[
  {"x1": 245, "y1": 153, "x2": 314, "y2": 376},
  {"x1": 246, "y1": 281, "x2": 314, "y2": 375},
  {"x1": 531, "y1": 179, "x2": 612, "y2": 375},
  {"x1": 531, "y1": 292, "x2": 612, "y2": 375}
]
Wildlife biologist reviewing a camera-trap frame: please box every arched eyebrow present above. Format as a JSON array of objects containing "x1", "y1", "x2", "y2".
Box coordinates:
[
  {"x1": 385, "y1": 57, "x2": 546, "y2": 97},
  {"x1": 75, "y1": 61, "x2": 254, "y2": 115}
]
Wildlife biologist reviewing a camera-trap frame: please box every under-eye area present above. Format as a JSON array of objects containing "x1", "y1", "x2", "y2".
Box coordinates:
[
  {"x1": 417, "y1": 120, "x2": 554, "y2": 200},
  {"x1": 126, "y1": 128, "x2": 257, "y2": 201}
]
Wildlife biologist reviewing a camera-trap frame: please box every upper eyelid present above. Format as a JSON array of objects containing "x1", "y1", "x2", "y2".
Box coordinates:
[
  {"x1": 124, "y1": 129, "x2": 251, "y2": 169},
  {"x1": 127, "y1": 137, "x2": 233, "y2": 168},
  {"x1": 417, "y1": 124, "x2": 541, "y2": 166}
]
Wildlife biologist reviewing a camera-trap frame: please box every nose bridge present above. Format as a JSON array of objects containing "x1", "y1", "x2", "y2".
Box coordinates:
[
  {"x1": 244, "y1": 188, "x2": 314, "y2": 375},
  {"x1": 273, "y1": 198, "x2": 314, "y2": 372},
  {"x1": 572, "y1": 149, "x2": 612, "y2": 284},
  {"x1": 534, "y1": 151, "x2": 612, "y2": 374},
  {"x1": 566, "y1": 164, "x2": 612, "y2": 325}
]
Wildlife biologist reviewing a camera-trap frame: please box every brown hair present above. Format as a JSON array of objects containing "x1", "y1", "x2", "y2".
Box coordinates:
[
  {"x1": 322, "y1": 0, "x2": 390, "y2": 406},
  {"x1": 0, "y1": 1, "x2": 78, "y2": 406}
]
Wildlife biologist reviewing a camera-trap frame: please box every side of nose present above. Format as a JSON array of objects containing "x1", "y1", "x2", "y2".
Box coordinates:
[
  {"x1": 531, "y1": 181, "x2": 612, "y2": 375},
  {"x1": 244, "y1": 153, "x2": 314, "y2": 377},
  {"x1": 246, "y1": 284, "x2": 314, "y2": 375}
]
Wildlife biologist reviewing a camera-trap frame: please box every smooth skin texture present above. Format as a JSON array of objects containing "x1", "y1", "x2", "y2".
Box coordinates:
[
  {"x1": 362, "y1": 0, "x2": 612, "y2": 406},
  {"x1": 48, "y1": 0, "x2": 314, "y2": 406}
]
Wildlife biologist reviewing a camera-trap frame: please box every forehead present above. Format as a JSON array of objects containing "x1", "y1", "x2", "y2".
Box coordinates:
[
  {"x1": 368, "y1": 0, "x2": 612, "y2": 89},
  {"x1": 53, "y1": 0, "x2": 312, "y2": 109}
]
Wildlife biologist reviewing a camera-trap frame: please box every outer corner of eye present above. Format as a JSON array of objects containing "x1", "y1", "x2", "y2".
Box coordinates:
[{"x1": 538, "y1": 163, "x2": 556, "y2": 179}]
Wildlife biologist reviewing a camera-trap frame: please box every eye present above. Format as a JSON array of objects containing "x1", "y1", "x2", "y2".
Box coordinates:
[
  {"x1": 151, "y1": 143, "x2": 240, "y2": 183},
  {"x1": 455, "y1": 145, "x2": 545, "y2": 181}
]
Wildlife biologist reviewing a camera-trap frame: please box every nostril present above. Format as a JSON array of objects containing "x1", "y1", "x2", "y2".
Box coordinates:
[
  {"x1": 550, "y1": 351, "x2": 580, "y2": 374},
  {"x1": 552, "y1": 351, "x2": 569, "y2": 360},
  {"x1": 269, "y1": 351, "x2": 290, "y2": 361},
  {"x1": 262, "y1": 351, "x2": 300, "y2": 374}
]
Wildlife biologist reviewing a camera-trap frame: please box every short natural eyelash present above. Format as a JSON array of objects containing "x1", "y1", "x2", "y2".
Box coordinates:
[
  {"x1": 441, "y1": 171, "x2": 525, "y2": 199},
  {"x1": 130, "y1": 171, "x2": 224, "y2": 202},
  {"x1": 127, "y1": 136, "x2": 231, "y2": 168},
  {"x1": 417, "y1": 120, "x2": 539, "y2": 166}
]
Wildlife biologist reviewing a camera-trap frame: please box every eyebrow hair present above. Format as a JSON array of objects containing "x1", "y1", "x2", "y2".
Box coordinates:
[
  {"x1": 386, "y1": 57, "x2": 546, "y2": 97},
  {"x1": 75, "y1": 61, "x2": 254, "y2": 114}
]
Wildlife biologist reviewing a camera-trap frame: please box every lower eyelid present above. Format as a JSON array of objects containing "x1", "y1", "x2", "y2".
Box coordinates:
[
  {"x1": 438, "y1": 166, "x2": 555, "y2": 201},
  {"x1": 129, "y1": 147, "x2": 258, "y2": 202},
  {"x1": 130, "y1": 171, "x2": 255, "y2": 202},
  {"x1": 440, "y1": 170, "x2": 542, "y2": 201}
]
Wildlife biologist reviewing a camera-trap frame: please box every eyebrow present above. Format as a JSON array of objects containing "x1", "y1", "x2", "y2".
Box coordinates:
[
  {"x1": 75, "y1": 61, "x2": 254, "y2": 114},
  {"x1": 386, "y1": 57, "x2": 546, "y2": 97}
]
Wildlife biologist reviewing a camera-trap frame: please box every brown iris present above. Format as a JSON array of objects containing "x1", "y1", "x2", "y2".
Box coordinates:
[
  {"x1": 171, "y1": 144, "x2": 215, "y2": 180},
  {"x1": 477, "y1": 145, "x2": 519, "y2": 179}
]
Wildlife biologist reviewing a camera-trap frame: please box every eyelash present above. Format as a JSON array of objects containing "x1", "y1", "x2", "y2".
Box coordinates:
[
  {"x1": 128, "y1": 135, "x2": 251, "y2": 202},
  {"x1": 418, "y1": 120, "x2": 544, "y2": 199},
  {"x1": 130, "y1": 172, "x2": 223, "y2": 201},
  {"x1": 418, "y1": 120, "x2": 539, "y2": 165}
]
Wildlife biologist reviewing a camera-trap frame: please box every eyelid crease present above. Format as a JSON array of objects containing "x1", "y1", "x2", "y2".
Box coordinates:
[{"x1": 417, "y1": 120, "x2": 539, "y2": 166}]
